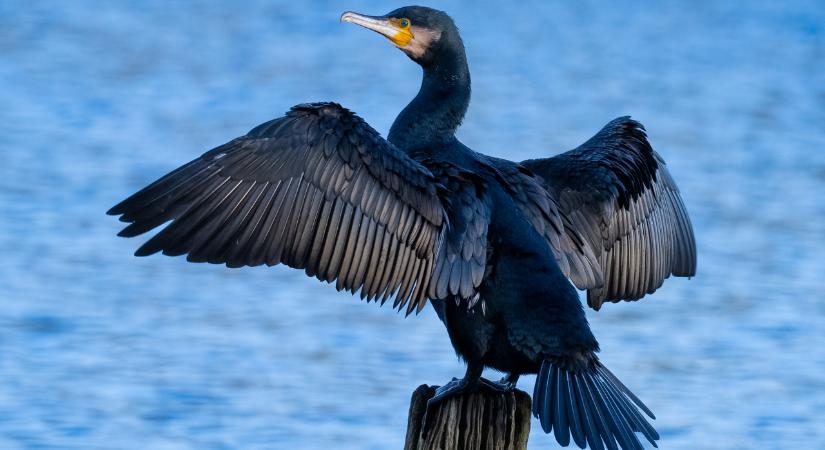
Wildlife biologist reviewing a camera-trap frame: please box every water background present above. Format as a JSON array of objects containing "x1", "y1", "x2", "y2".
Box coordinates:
[{"x1": 1, "y1": 1, "x2": 824, "y2": 448}]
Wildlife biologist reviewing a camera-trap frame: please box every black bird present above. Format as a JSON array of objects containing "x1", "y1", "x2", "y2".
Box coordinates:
[{"x1": 108, "y1": 6, "x2": 696, "y2": 449}]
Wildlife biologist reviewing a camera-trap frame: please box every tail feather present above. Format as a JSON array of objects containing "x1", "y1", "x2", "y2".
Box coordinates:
[
  {"x1": 564, "y1": 370, "x2": 587, "y2": 447},
  {"x1": 595, "y1": 366, "x2": 659, "y2": 441},
  {"x1": 571, "y1": 374, "x2": 605, "y2": 450},
  {"x1": 533, "y1": 359, "x2": 659, "y2": 449},
  {"x1": 554, "y1": 367, "x2": 570, "y2": 446}
]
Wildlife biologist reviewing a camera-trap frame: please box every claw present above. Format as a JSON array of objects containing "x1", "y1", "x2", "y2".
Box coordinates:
[{"x1": 478, "y1": 376, "x2": 517, "y2": 393}]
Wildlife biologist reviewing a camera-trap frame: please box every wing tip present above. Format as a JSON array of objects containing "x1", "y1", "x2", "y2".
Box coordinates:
[{"x1": 133, "y1": 247, "x2": 155, "y2": 257}]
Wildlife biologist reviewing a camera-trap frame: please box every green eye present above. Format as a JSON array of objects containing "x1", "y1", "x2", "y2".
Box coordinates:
[{"x1": 399, "y1": 18, "x2": 410, "y2": 28}]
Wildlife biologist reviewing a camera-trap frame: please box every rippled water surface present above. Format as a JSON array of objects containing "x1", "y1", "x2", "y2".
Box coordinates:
[{"x1": 2, "y1": 1, "x2": 825, "y2": 449}]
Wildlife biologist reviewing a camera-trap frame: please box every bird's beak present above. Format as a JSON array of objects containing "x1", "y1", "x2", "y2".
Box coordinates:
[{"x1": 340, "y1": 11, "x2": 413, "y2": 48}]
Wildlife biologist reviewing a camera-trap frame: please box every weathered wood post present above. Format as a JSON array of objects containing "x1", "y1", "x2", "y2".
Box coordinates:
[{"x1": 403, "y1": 384, "x2": 532, "y2": 450}]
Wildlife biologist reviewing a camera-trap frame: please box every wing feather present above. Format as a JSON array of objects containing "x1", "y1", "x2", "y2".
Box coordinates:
[
  {"x1": 522, "y1": 116, "x2": 696, "y2": 309},
  {"x1": 109, "y1": 102, "x2": 445, "y2": 311}
]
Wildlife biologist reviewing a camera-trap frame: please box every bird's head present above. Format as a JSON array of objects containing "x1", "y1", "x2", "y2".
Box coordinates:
[{"x1": 341, "y1": 6, "x2": 463, "y2": 68}]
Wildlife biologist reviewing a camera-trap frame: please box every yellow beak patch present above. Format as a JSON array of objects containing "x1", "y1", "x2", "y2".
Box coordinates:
[{"x1": 389, "y1": 28, "x2": 414, "y2": 47}]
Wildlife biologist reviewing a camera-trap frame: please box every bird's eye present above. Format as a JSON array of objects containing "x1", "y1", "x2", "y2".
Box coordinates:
[{"x1": 399, "y1": 18, "x2": 410, "y2": 28}]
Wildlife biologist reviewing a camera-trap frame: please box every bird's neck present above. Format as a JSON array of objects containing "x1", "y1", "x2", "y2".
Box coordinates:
[{"x1": 388, "y1": 55, "x2": 471, "y2": 150}]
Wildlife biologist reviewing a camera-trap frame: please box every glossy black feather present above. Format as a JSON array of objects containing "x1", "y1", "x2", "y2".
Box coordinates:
[{"x1": 522, "y1": 117, "x2": 697, "y2": 309}]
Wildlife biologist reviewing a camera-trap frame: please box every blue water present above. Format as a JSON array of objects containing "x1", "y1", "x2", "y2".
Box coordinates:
[{"x1": 2, "y1": 1, "x2": 824, "y2": 449}]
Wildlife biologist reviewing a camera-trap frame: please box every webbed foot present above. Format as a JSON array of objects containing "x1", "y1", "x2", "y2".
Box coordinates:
[
  {"x1": 427, "y1": 374, "x2": 519, "y2": 409},
  {"x1": 427, "y1": 377, "x2": 473, "y2": 408}
]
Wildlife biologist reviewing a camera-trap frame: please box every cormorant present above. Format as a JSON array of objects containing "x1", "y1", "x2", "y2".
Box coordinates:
[{"x1": 108, "y1": 6, "x2": 696, "y2": 449}]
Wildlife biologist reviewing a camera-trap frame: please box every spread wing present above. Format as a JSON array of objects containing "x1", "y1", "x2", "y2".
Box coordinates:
[
  {"x1": 108, "y1": 102, "x2": 445, "y2": 314},
  {"x1": 522, "y1": 117, "x2": 696, "y2": 310}
]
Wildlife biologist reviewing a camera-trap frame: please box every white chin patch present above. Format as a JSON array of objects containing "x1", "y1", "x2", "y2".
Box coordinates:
[{"x1": 404, "y1": 27, "x2": 441, "y2": 59}]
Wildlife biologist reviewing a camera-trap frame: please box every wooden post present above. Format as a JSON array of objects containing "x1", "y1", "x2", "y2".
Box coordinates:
[{"x1": 403, "y1": 384, "x2": 532, "y2": 450}]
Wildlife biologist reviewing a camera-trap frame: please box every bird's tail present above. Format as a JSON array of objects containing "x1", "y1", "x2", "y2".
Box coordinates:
[{"x1": 532, "y1": 358, "x2": 659, "y2": 450}]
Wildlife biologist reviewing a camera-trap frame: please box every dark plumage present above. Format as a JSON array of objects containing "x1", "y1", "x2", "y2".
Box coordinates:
[{"x1": 108, "y1": 6, "x2": 696, "y2": 449}]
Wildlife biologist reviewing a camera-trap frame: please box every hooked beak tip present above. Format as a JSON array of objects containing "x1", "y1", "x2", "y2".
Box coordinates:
[{"x1": 340, "y1": 12, "x2": 355, "y2": 23}]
